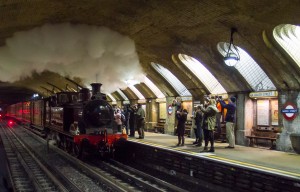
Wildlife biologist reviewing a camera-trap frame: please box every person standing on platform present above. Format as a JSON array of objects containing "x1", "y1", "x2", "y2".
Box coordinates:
[
  {"x1": 123, "y1": 105, "x2": 130, "y2": 135},
  {"x1": 114, "y1": 108, "x2": 122, "y2": 132},
  {"x1": 216, "y1": 96, "x2": 222, "y2": 136},
  {"x1": 191, "y1": 107, "x2": 198, "y2": 144},
  {"x1": 128, "y1": 105, "x2": 136, "y2": 137},
  {"x1": 172, "y1": 97, "x2": 183, "y2": 128},
  {"x1": 219, "y1": 96, "x2": 237, "y2": 149},
  {"x1": 200, "y1": 99, "x2": 219, "y2": 152},
  {"x1": 136, "y1": 104, "x2": 145, "y2": 139},
  {"x1": 176, "y1": 109, "x2": 188, "y2": 146},
  {"x1": 194, "y1": 105, "x2": 203, "y2": 146}
]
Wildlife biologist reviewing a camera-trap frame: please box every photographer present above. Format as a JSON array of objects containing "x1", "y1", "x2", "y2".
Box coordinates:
[
  {"x1": 219, "y1": 96, "x2": 237, "y2": 149},
  {"x1": 176, "y1": 108, "x2": 188, "y2": 146},
  {"x1": 200, "y1": 98, "x2": 219, "y2": 152}
]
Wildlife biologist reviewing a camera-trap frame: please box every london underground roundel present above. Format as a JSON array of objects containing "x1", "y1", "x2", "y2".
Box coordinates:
[{"x1": 281, "y1": 102, "x2": 298, "y2": 121}]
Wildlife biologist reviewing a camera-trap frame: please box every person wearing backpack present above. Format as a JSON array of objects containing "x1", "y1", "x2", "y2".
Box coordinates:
[{"x1": 200, "y1": 98, "x2": 219, "y2": 152}]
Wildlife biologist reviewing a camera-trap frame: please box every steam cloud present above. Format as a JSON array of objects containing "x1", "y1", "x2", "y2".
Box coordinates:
[{"x1": 0, "y1": 23, "x2": 144, "y2": 93}]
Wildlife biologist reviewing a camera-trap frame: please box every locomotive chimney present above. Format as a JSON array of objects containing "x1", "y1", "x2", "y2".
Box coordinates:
[{"x1": 90, "y1": 83, "x2": 102, "y2": 96}]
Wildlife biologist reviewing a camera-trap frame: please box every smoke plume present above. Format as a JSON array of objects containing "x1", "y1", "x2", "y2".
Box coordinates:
[{"x1": 0, "y1": 23, "x2": 144, "y2": 93}]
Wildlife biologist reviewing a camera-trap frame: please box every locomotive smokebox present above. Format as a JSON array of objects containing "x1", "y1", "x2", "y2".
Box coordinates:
[{"x1": 91, "y1": 83, "x2": 102, "y2": 96}]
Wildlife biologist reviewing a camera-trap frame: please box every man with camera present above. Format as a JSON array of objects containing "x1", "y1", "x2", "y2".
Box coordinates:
[{"x1": 219, "y1": 96, "x2": 237, "y2": 148}]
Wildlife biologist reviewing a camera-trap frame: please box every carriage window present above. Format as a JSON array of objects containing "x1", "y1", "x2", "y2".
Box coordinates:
[
  {"x1": 71, "y1": 95, "x2": 78, "y2": 103},
  {"x1": 59, "y1": 94, "x2": 69, "y2": 103}
]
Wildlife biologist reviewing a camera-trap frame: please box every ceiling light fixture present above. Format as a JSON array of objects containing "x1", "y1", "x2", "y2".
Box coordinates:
[{"x1": 224, "y1": 28, "x2": 240, "y2": 67}]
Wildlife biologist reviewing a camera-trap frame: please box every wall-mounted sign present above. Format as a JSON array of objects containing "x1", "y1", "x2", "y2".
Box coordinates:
[
  {"x1": 249, "y1": 91, "x2": 278, "y2": 99},
  {"x1": 167, "y1": 104, "x2": 173, "y2": 115},
  {"x1": 138, "y1": 99, "x2": 147, "y2": 103},
  {"x1": 257, "y1": 100, "x2": 269, "y2": 125},
  {"x1": 281, "y1": 102, "x2": 298, "y2": 121},
  {"x1": 155, "y1": 98, "x2": 166, "y2": 103},
  {"x1": 181, "y1": 96, "x2": 193, "y2": 101}
]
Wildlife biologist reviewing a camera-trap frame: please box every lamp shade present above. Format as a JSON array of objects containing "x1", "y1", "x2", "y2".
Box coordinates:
[{"x1": 224, "y1": 52, "x2": 239, "y2": 66}]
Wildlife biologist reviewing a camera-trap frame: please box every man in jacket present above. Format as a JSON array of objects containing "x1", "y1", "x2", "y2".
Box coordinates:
[
  {"x1": 219, "y1": 96, "x2": 237, "y2": 148},
  {"x1": 200, "y1": 99, "x2": 219, "y2": 152}
]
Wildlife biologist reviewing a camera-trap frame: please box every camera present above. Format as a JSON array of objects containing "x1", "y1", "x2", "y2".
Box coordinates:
[{"x1": 216, "y1": 96, "x2": 222, "y2": 101}]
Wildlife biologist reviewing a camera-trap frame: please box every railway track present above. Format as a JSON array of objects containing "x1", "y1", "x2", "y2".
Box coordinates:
[
  {"x1": 0, "y1": 122, "x2": 68, "y2": 192},
  {"x1": 92, "y1": 159, "x2": 188, "y2": 192},
  {"x1": 2, "y1": 121, "x2": 187, "y2": 191}
]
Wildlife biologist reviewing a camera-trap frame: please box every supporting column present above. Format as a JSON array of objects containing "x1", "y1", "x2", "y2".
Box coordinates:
[
  {"x1": 276, "y1": 90, "x2": 300, "y2": 152},
  {"x1": 146, "y1": 99, "x2": 157, "y2": 130},
  {"x1": 165, "y1": 96, "x2": 176, "y2": 135},
  {"x1": 236, "y1": 93, "x2": 248, "y2": 146}
]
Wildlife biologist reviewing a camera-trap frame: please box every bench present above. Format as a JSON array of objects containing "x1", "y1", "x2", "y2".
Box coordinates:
[
  {"x1": 153, "y1": 119, "x2": 166, "y2": 134},
  {"x1": 245, "y1": 126, "x2": 277, "y2": 149}
]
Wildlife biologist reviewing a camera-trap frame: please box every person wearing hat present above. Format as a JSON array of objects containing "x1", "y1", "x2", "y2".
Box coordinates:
[{"x1": 219, "y1": 96, "x2": 237, "y2": 148}]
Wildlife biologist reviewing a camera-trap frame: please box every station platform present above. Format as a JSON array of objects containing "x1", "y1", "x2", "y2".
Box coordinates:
[{"x1": 128, "y1": 132, "x2": 300, "y2": 179}]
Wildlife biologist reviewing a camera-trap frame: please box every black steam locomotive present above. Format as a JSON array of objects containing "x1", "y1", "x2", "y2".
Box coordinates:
[{"x1": 6, "y1": 83, "x2": 127, "y2": 158}]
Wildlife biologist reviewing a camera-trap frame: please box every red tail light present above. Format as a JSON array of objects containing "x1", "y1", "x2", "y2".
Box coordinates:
[{"x1": 8, "y1": 120, "x2": 14, "y2": 126}]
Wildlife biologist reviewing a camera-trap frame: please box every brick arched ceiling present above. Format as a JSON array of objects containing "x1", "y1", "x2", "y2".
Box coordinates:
[{"x1": 0, "y1": 0, "x2": 300, "y2": 105}]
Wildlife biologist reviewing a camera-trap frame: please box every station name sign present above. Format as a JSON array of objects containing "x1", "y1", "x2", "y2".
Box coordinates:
[
  {"x1": 281, "y1": 109, "x2": 298, "y2": 113},
  {"x1": 249, "y1": 91, "x2": 278, "y2": 98},
  {"x1": 181, "y1": 96, "x2": 193, "y2": 101},
  {"x1": 138, "y1": 99, "x2": 147, "y2": 103},
  {"x1": 155, "y1": 98, "x2": 166, "y2": 103}
]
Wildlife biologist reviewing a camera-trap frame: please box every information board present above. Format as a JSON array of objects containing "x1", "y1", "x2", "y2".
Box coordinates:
[{"x1": 257, "y1": 100, "x2": 269, "y2": 126}]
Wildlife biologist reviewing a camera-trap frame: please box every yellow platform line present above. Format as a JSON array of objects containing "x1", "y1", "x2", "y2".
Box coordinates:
[
  {"x1": 129, "y1": 139, "x2": 300, "y2": 178},
  {"x1": 129, "y1": 139, "x2": 210, "y2": 154},
  {"x1": 208, "y1": 155, "x2": 300, "y2": 178}
]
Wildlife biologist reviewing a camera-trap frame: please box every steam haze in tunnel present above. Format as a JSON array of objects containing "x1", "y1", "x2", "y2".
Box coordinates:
[{"x1": 0, "y1": 23, "x2": 144, "y2": 93}]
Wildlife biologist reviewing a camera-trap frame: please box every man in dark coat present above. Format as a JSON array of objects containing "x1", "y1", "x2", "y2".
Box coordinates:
[
  {"x1": 176, "y1": 109, "x2": 188, "y2": 146},
  {"x1": 128, "y1": 105, "x2": 136, "y2": 137}
]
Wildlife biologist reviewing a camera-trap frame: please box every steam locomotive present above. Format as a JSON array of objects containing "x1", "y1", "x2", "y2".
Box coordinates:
[{"x1": 5, "y1": 83, "x2": 127, "y2": 158}]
